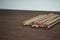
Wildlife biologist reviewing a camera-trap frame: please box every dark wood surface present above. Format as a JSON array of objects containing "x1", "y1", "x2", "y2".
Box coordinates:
[{"x1": 0, "y1": 10, "x2": 60, "y2": 40}]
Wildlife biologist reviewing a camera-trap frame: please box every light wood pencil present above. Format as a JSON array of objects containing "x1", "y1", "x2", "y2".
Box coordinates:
[
  {"x1": 36, "y1": 13, "x2": 55, "y2": 25},
  {"x1": 47, "y1": 19, "x2": 60, "y2": 28},
  {"x1": 40, "y1": 16, "x2": 60, "y2": 28},
  {"x1": 32, "y1": 13, "x2": 55, "y2": 27},
  {"x1": 23, "y1": 14, "x2": 46, "y2": 25},
  {"x1": 32, "y1": 13, "x2": 54, "y2": 24},
  {"x1": 40, "y1": 14, "x2": 59, "y2": 27}
]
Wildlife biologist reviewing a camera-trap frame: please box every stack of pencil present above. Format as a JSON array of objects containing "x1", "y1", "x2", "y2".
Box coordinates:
[{"x1": 23, "y1": 13, "x2": 60, "y2": 28}]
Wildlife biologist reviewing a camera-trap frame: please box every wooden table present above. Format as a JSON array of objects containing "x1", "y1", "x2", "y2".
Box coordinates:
[{"x1": 0, "y1": 10, "x2": 60, "y2": 40}]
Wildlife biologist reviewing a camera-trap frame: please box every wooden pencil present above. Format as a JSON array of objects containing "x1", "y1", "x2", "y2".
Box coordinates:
[
  {"x1": 32, "y1": 13, "x2": 54, "y2": 24},
  {"x1": 47, "y1": 19, "x2": 60, "y2": 28},
  {"x1": 41, "y1": 16, "x2": 60, "y2": 28},
  {"x1": 32, "y1": 13, "x2": 55, "y2": 27},
  {"x1": 40, "y1": 14, "x2": 59, "y2": 27},
  {"x1": 35, "y1": 13, "x2": 55, "y2": 25},
  {"x1": 23, "y1": 14, "x2": 46, "y2": 25}
]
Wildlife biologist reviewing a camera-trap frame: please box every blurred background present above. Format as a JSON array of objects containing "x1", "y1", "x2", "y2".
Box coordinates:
[{"x1": 0, "y1": 0, "x2": 60, "y2": 11}]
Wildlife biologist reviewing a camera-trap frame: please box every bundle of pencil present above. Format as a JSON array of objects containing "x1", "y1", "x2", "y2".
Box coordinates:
[{"x1": 23, "y1": 13, "x2": 60, "y2": 28}]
